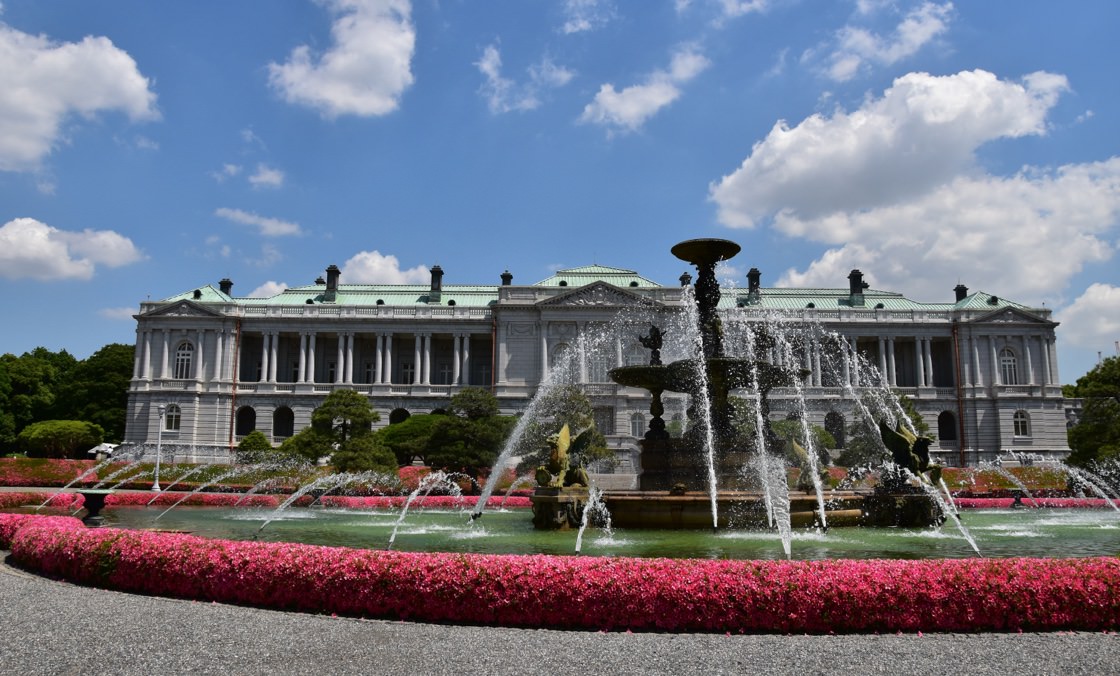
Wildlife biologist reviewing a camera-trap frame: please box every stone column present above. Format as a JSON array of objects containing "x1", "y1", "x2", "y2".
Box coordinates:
[
  {"x1": 422, "y1": 333, "x2": 432, "y2": 385},
  {"x1": 307, "y1": 333, "x2": 317, "y2": 383},
  {"x1": 214, "y1": 329, "x2": 225, "y2": 382},
  {"x1": 259, "y1": 332, "x2": 270, "y2": 383},
  {"x1": 132, "y1": 330, "x2": 144, "y2": 379},
  {"x1": 298, "y1": 333, "x2": 308, "y2": 383},
  {"x1": 840, "y1": 336, "x2": 851, "y2": 387},
  {"x1": 923, "y1": 337, "x2": 933, "y2": 387},
  {"x1": 413, "y1": 334, "x2": 422, "y2": 385},
  {"x1": 540, "y1": 323, "x2": 549, "y2": 381},
  {"x1": 374, "y1": 334, "x2": 384, "y2": 385},
  {"x1": 1022, "y1": 335, "x2": 1034, "y2": 385},
  {"x1": 972, "y1": 336, "x2": 983, "y2": 387},
  {"x1": 878, "y1": 336, "x2": 887, "y2": 385},
  {"x1": 345, "y1": 332, "x2": 355, "y2": 384},
  {"x1": 812, "y1": 340, "x2": 822, "y2": 387},
  {"x1": 196, "y1": 330, "x2": 206, "y2": 381},
  {"x1": 335, "y1": 335, "x2": 345, "y2": 384},
  {"x1": 269, "y1": 331, "x2": 280, "y2": 383},
  {"x1": 887, "y1": 337, "x2": 897, "y2": 387},
  {"x1": 990, "y1": 338, "x2": 1000, "y2": 386},
  {"x1": 1041, "y1": 337, "x2": 1052, "y2": 386},
  {"x1": 915, "y1": 337, "x2": 925, "y2": 387},
  {"x1": 462, "y1": 333, "x2": 471, "y2": 386},
  {"x1": 452, "y1": 334, "x2": 462, "y2": 385},
  {"x1": 383, "y1": 334, "x2": 393, "y2": 385},
  {"x1": 850, "y1": 337, "x2": 860, "y2": 387},
  {"x1": 161, "y1": 329, "x2": 171, "y2": 379}
]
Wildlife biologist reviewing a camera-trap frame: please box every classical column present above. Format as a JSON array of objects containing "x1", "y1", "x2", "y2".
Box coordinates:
[
  {"x1": 887, "y1": 337, "x2": 897, "y2": 387},
  {"x1": 990, "y1": 338, "x2": 1000, "y2": 386},
  {"x1": 1022, "y1": 335, "x2": 1034, "y2": 385},
  {"x1": 461, "y1": 333, "x2": 471, "y2": 386},
  {"x1": 914, "y1": 337, "x2": 925, "y2": 387},
  {"x1": 850, "y1": 338, "x2": 860, "y2": 387},
  {"x1": 161, "y1": 329, "x2": 171, "y2": 379},
  {"x1": 307, "y1": 333, "x2": 317, "y2": 383},
  {"x1": 840, "y1": 337, "x2": 851, "y2": 387},
  {"x1": 972, "y1": 336, "x2": 983, "y2": 387},
  {"x1": 213, "y1": 329, "x2": 225, "y2": 382},
  {"x1": 335, "y1": 335, "x2": 345, "y2": 384},
  {"x1": 923, "y1": 337, "x2": 933, "y2": 387},
  {"x1": 540, "y1": 324, "x2": 549, "y2": 381},
  {"x1": 452, "y1": 334, "x2": 462, "y2": 385},
  {"x1": 374, "y1": 334, "x2": 384, "y2": 385},
  {"x1": 345, "y1": 332, "x2": 355, "y2": 384},
  {"x1": 268, "y1": 331, "x2": 279, "y2": 383},
  {"x1": 297, "y1": 333, "x2": 308, "y2": 384},
  {"x1": 413, "y1": 334, "x2": 422, "y2": 385},
  {"x1": 1041, "y1": 337, "x2": 1052, "y2": 386},
  {"x1": 811, "y1": 340, "x2": 822, "y2": 387},
  {"x1": 196, "y1": 330, "x2": 206, "y2": 381},
  {"x1": 962, "y1": 334, "x2": 972, "y2": 387},
  {"x1": 422, "y1": 333, "x2": 432, "y2": 385},
  {"x1": 132, "y1": 330, "x2": 144, "y2": 379},
  {"x1": 878, "y1": 337, "x2": 887, "y2": 385},
  {"x1": 259, "y1": 332, "x2": 270, "y2": 383}
]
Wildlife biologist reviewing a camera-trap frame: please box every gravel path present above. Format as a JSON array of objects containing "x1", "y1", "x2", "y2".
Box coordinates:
[{"x1": 2, "y1": 553, "x2": 1117, "y2": 675}]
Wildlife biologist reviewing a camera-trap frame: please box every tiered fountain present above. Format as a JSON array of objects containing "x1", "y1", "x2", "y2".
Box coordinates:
[{"x1": 531, "y1": 238, "x2": 943, "y2": 530}]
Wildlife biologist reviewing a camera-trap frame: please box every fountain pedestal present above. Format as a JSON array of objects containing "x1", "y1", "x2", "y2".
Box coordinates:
[
  {"x1": 530, "y1": 487, "x2": 588, "y2": 530},
  {"x1": 76, "y1": 489, "x2": 113, "y2": 527}
]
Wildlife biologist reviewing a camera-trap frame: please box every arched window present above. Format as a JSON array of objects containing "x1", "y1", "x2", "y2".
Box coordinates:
[
  {"x1": 938, "y1": 411, "x2": 957, "y2": 441},
  {"x1": 588, "y1": 354, "x2": 610, "y2": 383},
  {"x1": 550, "y1": 343, "x2": 573, "y2": 371},
  {"x1": 1013, "y1": 410, "x2": 1031, "y2": 437},
  {"x1": 235, "y1": 406, "x2": 256, "y2": 437},
  {"x1": 273, "y1": 406, "x2": 294, "y2": 439},
  {"x1": 630, "y1": 412, "x2": 646, "y2": 438},
  {"x1": 388, "y1": 408, "x2": 411, "y2": 425},
  {"x1": 173, "y1": 341, "x2": 194, "y2": 379},
  {"x1": 164, "y1": 404, "x2": 181, "y2": 431},
  {"x1": 824, "y1": 411, "x2": 846, "y2": 449},
  {"x1": 1000, "y1": 348, "x2": 1018, "y2": 385}
]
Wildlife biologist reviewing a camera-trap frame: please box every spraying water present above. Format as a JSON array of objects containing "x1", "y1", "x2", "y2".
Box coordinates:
[{"x1": 390, "y1": 471, "x2": 463, "y2": 549}]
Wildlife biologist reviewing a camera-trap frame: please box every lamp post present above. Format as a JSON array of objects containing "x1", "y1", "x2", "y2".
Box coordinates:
[{"x1": 153, "y1": 404, "x2": 166, "y2": 492}]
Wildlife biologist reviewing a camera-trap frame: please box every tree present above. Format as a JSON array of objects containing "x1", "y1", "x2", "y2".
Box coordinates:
[
  {"x1": 1065, "y1": 356, "x2": 1120, "y2": 466},
  {"x1": 236, "y1": 430, "x2": 275, "y2": 464},
  {"x1": 311, "y1": 389, "x2": 380, "y2": 442},
  {"x1": 514, "y1": 385, "x2": 614, "y2": 472},
  {"x1": 330, "y1": 435, "x2": 398, "y2": 474},
  {"x1": 376, "y1": 414, "x2": 443, "y2": 465},
  {"x1": 426, "y1": 414, "x2": 516, "y2": 483},
  {"x1": 55, "y1": 343, "x2": 134, "y2": 442},
  {"x1": 17, "y1": 420, "x2": 104, "y2": 459},
  {"x1": 278, "y1": 427, "x2": 334, "y2": 464},
  {"x1": 449, "y1": 386, "x2": 499, "y2": 419}
]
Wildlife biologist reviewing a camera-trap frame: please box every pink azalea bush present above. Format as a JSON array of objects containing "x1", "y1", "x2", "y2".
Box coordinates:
[{"x1": 6, "y1": 514, "x2": 1119, "y2": 634}]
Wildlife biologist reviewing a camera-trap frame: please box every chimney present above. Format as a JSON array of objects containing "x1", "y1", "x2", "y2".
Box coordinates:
[
  {"x1": 847, "y1": 269, "x2": 869, "y2": 307},
  {"x1": 679, "y1": 272, "x2": 692, "y2": 287},
  {"x1": 219, "y1": 278, "x2": 233, "y2": 295},
  {"x1": 746, "y1": 268, "x2": 761, "y2": 305},
  {"x1": 500, "y1": 270, "x2": 513, "y2": 286},
  {"x1": 325, "y1": 265, "x2": 340, "y2": 302},
  {"x1": 429, "y1": 265, "x2": 443, "y2": 304},
  {"x1": 954, "y1": 284, "x2": 969, "y2": 302}
]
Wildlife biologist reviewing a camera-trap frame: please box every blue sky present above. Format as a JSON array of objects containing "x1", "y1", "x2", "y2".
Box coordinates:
[{"x1": 0, "y1": 0, "x2": 1117, "y2": 383}]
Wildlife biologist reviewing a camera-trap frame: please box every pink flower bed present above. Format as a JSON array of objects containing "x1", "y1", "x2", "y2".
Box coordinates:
[
  {"x1": 103, "y1": 492, "x2": 280, "y2": 508},
  {"x1": 955, "y1": 497, "x2": 1120, "y2": 509},
  {"x1": 5, "y1": 514, "x2": 1119, "y2": 633},
  {"x1": 319, "y1": 495, "x2": 532, "y2": 510}
]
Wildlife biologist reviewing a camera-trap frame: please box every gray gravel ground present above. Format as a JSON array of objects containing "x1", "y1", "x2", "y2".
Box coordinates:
[{"x1": 2, "y1": 553, "x2": 1117, "y2": 675}]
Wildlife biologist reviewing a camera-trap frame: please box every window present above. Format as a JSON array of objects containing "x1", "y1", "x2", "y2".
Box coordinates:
[
  {"x1": 938, "y1": 411, "x2": 957, "y2": 442},
  {"x1": 164, "y1": 404, "x2": 181, "y2": 431},
  {"x1": 1013, "y1": 410, "x2": 1031, "y2": 437},
  {"x1": 235, "y1": 407, "x2": 256, "y2": 437},
  {"x1": 1000, "y1": 348, "x2": 1018, "y2": 385},
  {"x1": 328, "y1": 361, "x2": 337, "y2": 382},
  {"x1": 401, "y1": 362, "x2": 414, "y2": 383},
  {"x1": 438, "y1": 363, "x2": 453, "y2": 384},
  {"x1": 593, "y1": 407, "x2": 615, "y2": 435},
  {"x1": 173, "y1": 342, "x2": 194, "y2": 379},
  {"x1": 588, "y1": 354, "x2": 610, "y2": 383},
  {"x1": 551, "y1": 344, "x2": 573, "y2": 371},
  {"x1": 630, "y1": 412, "x2": 646, "y2": 438},
  {"x1": 824, "y1": 411, "x2": 846, "y2": 449},
  {"x1": 364, "y1": 362, "x2": 374, "y2": 384},
  {"x1": 273, "y1": 407, "x2": 294, "y2": 439}
]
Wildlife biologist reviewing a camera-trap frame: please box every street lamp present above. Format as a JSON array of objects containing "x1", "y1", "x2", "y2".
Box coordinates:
[{"x1": 153, "y1": 404, "x2": 166, "y2": 492}]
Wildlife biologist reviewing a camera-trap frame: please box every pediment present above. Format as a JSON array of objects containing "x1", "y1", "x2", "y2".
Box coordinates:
[
  {"x1": 538, "y1": 281, "x2": 660, "y2": 308},
  {"x1": 142, "y1": 300, "x2": 224, "y2": 319},
  {"x1": 968, "y1": 306, "x2": 1054, "y2": 326}
]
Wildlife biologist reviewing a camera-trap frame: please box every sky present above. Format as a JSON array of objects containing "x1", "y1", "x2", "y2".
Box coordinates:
[{"x1": 0, "y1": 0, "x2": 1117, "y2": 383}]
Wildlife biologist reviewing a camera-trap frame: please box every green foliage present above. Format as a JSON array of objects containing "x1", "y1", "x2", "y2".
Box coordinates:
[
  {"x1": 311, "y1": 389, "x2": 380, "y2": 442},
  {"x1": 54, "y1": 343, "x2": 134, "y2": 442},
  {"x1": 770, "y1": 419, "x2": 835, "y2": 465},
  {"x1": 837, "y1": 391, "x2": 929, "y2": 468},
  {"x1": 514, "y1": 385, "x2": 614, "y2": 471},
  {"x1": 377, "y1": 414, "x2": 443, "y2": 465},
  {"x1": 1065, "y1": 357, "x2": 1120, "y2": 467},
  {"x1": 235, "y1": 430, "x2": 275, "y2": 464},
  {"x1": 425, "y1": 415, "x2": 515, "y2": 480},
  {"x1": 17, "y1": 420, "x2": 104, "y2": 459},
  {"x1": 278, "y1": 427, "x2": 334, "y2": 464},
  {"x1": 330, "y1": 435, "x2": 398, "y2": 474},
  {"x1": 449, "y1": 387, "x2": 500, "y2": 419}
]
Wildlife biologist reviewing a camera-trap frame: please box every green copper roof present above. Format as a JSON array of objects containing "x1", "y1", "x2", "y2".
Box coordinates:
[
  {"x1": 161, "y1": 284, "x2": 233, "y2": 304},
  {"x1": 533, "y1": 264, "x2": 660, "y2": 288}
]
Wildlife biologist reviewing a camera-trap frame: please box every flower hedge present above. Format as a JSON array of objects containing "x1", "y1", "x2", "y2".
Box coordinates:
[
  {"x1": 0, "y1": 491, "x2": 533, "y2": 512},
  {"x1": 318, "y1": 495, "x2": 532, "y2": 510},
  {"x1": 3, "y1": 513, "x2": 1119, "y2": 634}
]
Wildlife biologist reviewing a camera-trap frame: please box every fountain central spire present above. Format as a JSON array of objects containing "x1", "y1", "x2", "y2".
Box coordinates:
[{"x1": 671, "y1": 238, "x2": 741, "y2": 359}]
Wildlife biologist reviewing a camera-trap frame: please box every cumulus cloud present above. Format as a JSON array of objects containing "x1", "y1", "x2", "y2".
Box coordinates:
[
  {"x1": 268, "y1": 0, "x2": 415, "y2": 118},
  {"x1": 579, "y1": 45, "x2": 710, "y2": 134},
  {"x1": 560, "y1": 0, "x2": 615, "y2": 34},
  {"x1": 717, "y1": 0, "x2": 769, "y2": 20},
  {"x1": 476, "y1": 44, "x2": 574, "y2": 114},
  {"x1": 0, "y1": 217, "x2": 143, "y2": 280},
  {"x1": 247, "y1": 281, "x2": 289, "y2": 298},
  {"x1": 248, "y1": 163, "x2": 284, "y2": 189},
  {"x1": 1055, "y1": 284, "x2": 1120, "y2": 350},
  {"x1": 0, "y1": 23, "x2": 158, "y2": 171},
  {"x1": 98, "y1": 307, "x2": 138, "y2": 320},
  {"x1": 214, "y1": 207, "x2": 301, "y2": 237},
  {"x1": 710, "y1": 69, "x2": 1068, "y2": 228},
  {"x1": 341, "y1": 249, "x2": 429, "y2": 283},
  {"x1": 826, "y1": 2, "x2": 953, "y2": 81}
]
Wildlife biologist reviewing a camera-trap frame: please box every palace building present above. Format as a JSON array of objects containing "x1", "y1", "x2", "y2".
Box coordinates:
[{"x1": 123, "y1": 261, "x2": 1071, "y2": 467}]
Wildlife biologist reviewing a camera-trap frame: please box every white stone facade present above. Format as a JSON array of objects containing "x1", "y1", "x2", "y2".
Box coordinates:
[{"x1": 124, "y1": 265, "x2": 1070, "y2": 467}]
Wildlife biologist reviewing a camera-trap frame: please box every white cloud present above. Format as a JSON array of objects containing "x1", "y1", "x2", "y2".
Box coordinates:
[
  {"x1": 560, "y1": 0, "x2": 615, "y2": 34},
  {"x1": 210, "y1": 163, "x2": 242, "y2": 182},
  {"x1": 710, "y1": 69, "x2": 1068, "y2": 228},
  {"x1": 247, "y1": 281, "x2": 289, "y2": 298},
  {"x1": 268, "y1": 0, "x2": 415, "y2": 118},
  {"x1": 214, "y1": 207, "x2": 301, "y2": 237},
  {"x1": 133, "y1": 135, "x2": 159, "y2": 151},
  {"x1": 0, "y1": 23, "x2": 158, "y2": 172},
  {"x1": 827, "y1": 2, "x2": 953, "y2": 82},
  {"x1": 1055, "y1": 284, "x2": 1120, "y2": 350},
  {"x1": 476, "y1": 44, "x2": 574, "y2": 114},
  {"x1": 248, "y1": 163, "x2": 285, "y2": 189},
  {"x1": 579, "y1": 45, "x2": 710, "y2": 134},
  {"x1": 0, "y1": 217, "x2": 143, "y2": 280},
  {"x1": 717, "y1": 0, "x2": 769, "y2": 20},
  {"x1": 709, "y1": 68, "x2": 1120, "y2": 307},
  {"x1": 341, "y1": 249, "x2": 429, "y2": 283},
  {"x1": 98, "y1": 307, "x2": 138, "y2": 320}
]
